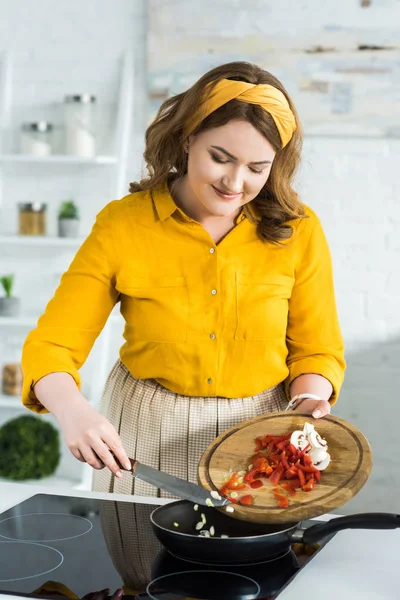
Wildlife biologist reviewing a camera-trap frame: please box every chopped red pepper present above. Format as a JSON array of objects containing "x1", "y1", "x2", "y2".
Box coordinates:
[
  {"x1": 302, "y1": 477, "x2": 315, "y2": 492},
  {"x1": 269, "y1": 466, "x2": 284, "y2": 486},
  {"x1": 302, "y1": 454, "x2": 313, "y2": 466},
  {"x1": 239, "y1": 494, "x2": 253, "y2": 506},
  {"x1": 284, "y1": 478, "x2": 302, "y2": 489},
  {"x1": 285, "y1": 466, "x2": 299, "y2": 480},
  {"x1": 296, "y1": 463, "x2": 319, "y2": 474},
  {"x1": 250, "y1": 479, "x2": 263, "y2": 489},
  {"x1": 313, "y1": 469, "x2": 321, "y2": 482},
  {"x1": 289, "y1": 443, "x2": 298, "y2": 456},
  {"x1": 244, "y1": 468, "x2": 258, "y2": 483},
  {"x1": 220, "y1": 426, "x2": 326, "y2": 510},
  {"x1": 277, "y1": 495, "x2": 289, "y2": 508},
  {"x1": 255, "y1": 437, "x2": 263, "y2": 451},
  {"x1": 296, "y1": 467, "x2": 306, "y2": 488},
  {"x1": 226, "y1": 496, "x2": 239, "y2": 504}
]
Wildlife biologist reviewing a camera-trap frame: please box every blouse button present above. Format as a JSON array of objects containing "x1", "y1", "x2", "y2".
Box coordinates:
[
  {"x1": 211, "y1": 289, "x2": 217, "y2": 295},
  {"x1": 207, "y1": 378, "x2": 213, "y2": 384},
  {"x1": 209, "y1": 248, "x2": 215, "y2": 254},
  {"x1": 210, "y1": 333, "x2": 216, "y2": 340}
]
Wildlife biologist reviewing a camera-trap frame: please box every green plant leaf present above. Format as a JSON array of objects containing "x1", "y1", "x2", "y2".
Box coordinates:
[
  {"x1": 58, "y1": 200, "x2": 79, "y2": 220},
  {"x1": 0, "y1": 275, "x2": 14, "y2": 298}
]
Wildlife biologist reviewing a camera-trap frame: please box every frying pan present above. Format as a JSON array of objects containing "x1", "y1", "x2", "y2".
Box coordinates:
[{"x1": 150, "y1": 500, "x2": 400, "y2": 565}]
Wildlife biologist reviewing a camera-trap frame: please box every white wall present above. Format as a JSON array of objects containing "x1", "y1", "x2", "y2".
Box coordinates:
[
  {"x1": 147, "y1": 0, "x2": 400, "y2": 513},
  {"x1": 0, "y1": 1, "x2": 399, "y2": 511}
]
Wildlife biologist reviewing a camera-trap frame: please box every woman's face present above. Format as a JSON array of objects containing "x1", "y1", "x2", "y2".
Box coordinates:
[{"x1": 186, "y1": 119, "x2": 276, "y2": 220}]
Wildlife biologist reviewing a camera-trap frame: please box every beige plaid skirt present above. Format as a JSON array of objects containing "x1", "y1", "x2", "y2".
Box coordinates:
[{"x1": 92, "y1": 359, "x2": 287, "y2": 496}]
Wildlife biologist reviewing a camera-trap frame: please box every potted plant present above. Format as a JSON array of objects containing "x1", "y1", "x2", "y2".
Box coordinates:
[
  {"x1": 0, "y1": 275, "x2": 20, "y2": 317},
  {"x1": 0, "y1": 415, "x2": 61, "y2": 480},
  {"x1": 58, "y1": 200, "x2": 80, "y2": 238}
]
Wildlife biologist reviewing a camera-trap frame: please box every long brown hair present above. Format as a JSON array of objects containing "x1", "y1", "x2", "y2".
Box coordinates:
[{"x1": 130, "y1": 61, "x2": 305, "y2": 243}]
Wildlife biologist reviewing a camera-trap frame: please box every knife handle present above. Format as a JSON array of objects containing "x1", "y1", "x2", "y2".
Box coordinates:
[{"x1": 112, "y1": 455, "x2": 139, "y2": 475}]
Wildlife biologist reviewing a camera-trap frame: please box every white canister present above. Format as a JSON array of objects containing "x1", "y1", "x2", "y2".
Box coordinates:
[
  {"x1": 20, "y1": 121, "x2": 53, "y2": 156},
  {"x1": 64, "y1": 94, "x2": 97, "y2": 157}
]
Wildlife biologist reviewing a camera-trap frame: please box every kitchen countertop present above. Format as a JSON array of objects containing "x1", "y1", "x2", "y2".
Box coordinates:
[{"x1": 0, "y1": 482, "x2": 398, "y2": 599}]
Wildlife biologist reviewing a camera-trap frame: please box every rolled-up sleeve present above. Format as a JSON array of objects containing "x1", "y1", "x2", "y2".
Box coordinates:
[
  {"x1": 285, "y1": 213, "x2": 346, "y2": 404},
  {"x1": 21, "y1": 203, "x2": 119, "y2": 413}
]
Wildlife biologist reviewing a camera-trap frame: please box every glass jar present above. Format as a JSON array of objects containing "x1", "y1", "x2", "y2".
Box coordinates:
[
  {"x1": 20, "y1": 121, "x2": 53, "y2": 156},
  {"x1": 1, "y1": 335, "x2": 23, "y2": 397},
  {"x1": 18, "y1": 203, "x2": 47, "y2": 236},
  {"x1": 1, "y1": 363, "x2": 23, "y2": 396},
  {"x1": 64, "y1": 94, "x2": 97, "y2": 157}
]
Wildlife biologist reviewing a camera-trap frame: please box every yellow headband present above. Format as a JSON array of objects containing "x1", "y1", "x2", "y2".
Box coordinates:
[{"x1": 185, "y1": 78, "x2": 297, "y2": 147}]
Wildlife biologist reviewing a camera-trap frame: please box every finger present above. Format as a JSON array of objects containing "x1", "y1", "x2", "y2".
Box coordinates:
[
  {"x1": 84, "y1": 589, "x2": 111, "y2": 600},
  {"x1": 69, "y1": 446, "x2": 87, "y2": 463},
  {"x1": 79, "y1": 445, "x2": 109, "y2": 471},
  {"x1": 95, "y1": 589, "x2": 111, "y2": 600},
  {"x1": 312, "y1": 400, "x2": 331, "y2": 419},
  {"x1": 91, "y1": 441, "x2": 126, "y2": 478},
  {"x1": 106, "y1": 439, "x2": 132, "y2": 472}
]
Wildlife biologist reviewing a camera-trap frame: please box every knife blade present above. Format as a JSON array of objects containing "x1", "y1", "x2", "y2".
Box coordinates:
[{"x1": 122, "y1": 458, "x2": 230, "y2": 507}]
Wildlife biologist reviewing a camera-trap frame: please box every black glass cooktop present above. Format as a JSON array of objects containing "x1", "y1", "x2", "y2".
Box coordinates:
[{"x1": 0, "y1": 494, "x2": 331, "y2": 600}]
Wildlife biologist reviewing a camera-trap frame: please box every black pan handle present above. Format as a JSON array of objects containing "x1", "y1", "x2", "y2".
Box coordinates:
[{"x1": 301, "y1": 513, "x2": 400, "y2": 545}]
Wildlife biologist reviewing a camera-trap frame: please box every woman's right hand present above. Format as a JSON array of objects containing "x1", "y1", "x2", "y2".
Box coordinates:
[
  {"x1": 32, "y1": 372, "x2": 131, "y2": 478},
  {"x1": 57, "y1": 397, "x2": 131, "y2": 478}
]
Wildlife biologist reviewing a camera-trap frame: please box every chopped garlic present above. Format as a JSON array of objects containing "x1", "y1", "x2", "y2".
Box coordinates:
[
  {"x1": 221, "y1": 534, "x2": 229, "y2": 538},
  {"x1": 226, "y1": 505, "x2": 235, "y2": 513},
  {"x1": 210, "y1": 490, "x2": 222, "y2": 500},
  {"x1": 230, "y1": 491, "x2": 238, "y2": 498},
  {"x1": 247, "y1": 464, "x2": 253, "y2": 471},
  {"x1": 196, "y1": 521, "x2": 205, "y2": 530},
  {"x1": 205, "y1": 498, "x2": 214, "y2": 507},
  {"x1": 201, "y1": 513, "x2": 206, "y2": 523},
  {"x1": 238, "y1": 470, "x2": 246, "y2": 476},
  {"x1": 193, "y1": 504, "x2": 199, "y2": 511},
  {"x1": 238, "y1": 477, "x2": 244, "y2": 483},
  {"x1": 173, "y1": 522, "x2": 179, "y2": 527},
  {"x1": 209, "y1": 526, "x2": 215, "y2": 536},
  {"x1": 199, "y1": 529, "x2": 210, "y2": 537}
]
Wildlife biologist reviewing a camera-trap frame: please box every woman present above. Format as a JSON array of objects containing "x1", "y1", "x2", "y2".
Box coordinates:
[{"x1": 21, "y1": 62, "x2": 345, "y2": 496}]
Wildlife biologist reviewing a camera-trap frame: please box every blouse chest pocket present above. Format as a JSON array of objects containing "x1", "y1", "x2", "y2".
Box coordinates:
[
  {"x1": 119, "y1": 275, "x2": 188, "y2": 343},
  {"x1": 234, "y1": 273, "x2": 294, "y2": 341}
]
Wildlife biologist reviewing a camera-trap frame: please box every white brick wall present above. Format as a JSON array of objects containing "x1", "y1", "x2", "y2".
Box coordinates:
[
  {"x1": 298, "y1": 137, "x2": 400, "y2": 513},
  {"x1": 0, "y1": 1, "x2": 399, "y2": 511}
]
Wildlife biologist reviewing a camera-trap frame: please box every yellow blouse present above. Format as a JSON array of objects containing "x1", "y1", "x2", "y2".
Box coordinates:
[{"x1": 21, "y1": 182, "x2": 345, "y2": 413}]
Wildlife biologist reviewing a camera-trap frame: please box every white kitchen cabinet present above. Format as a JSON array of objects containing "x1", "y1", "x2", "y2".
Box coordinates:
[{"x1": 0, "y1": 50, "x2": 133, "y2": 490}]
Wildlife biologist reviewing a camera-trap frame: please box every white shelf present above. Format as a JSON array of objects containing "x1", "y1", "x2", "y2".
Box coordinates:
[
  {"x1": 0, "y1": 234, "x2": 85, "y2": 247},
  {"x1": 0, "y1": 316, "x2": 38, "y2": 327},
  {"x1": 0, "y1": 394, "x2": 26, "y2": 409},
  {"x1": 0, "y1": 154, "x2": 118, "y2": 165},
  {"x1": 0, "y1": 474, "x2": 87, "y2": 490}
]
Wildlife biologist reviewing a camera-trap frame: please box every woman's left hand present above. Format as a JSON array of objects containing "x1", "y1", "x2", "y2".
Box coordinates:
[{"x1": 293, "y1": 398, "x2": 331, "y2": 419}]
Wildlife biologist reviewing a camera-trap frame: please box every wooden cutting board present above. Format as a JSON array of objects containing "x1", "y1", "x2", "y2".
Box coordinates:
[{"x1": 198, "y1": 412, "x2": 373, "y2": 524}]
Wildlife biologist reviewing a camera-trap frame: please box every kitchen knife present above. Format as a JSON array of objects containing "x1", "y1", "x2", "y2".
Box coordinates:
[{"x1": 119, "y1": 458, "x2": 230, "y2": 507}]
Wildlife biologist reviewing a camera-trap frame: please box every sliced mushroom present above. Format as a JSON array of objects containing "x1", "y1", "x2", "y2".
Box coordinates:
[
  {"x1": 290, "y1": 430, "x2": 309, "y2": 451},
  {"x1": 303, "y1": 422, "x2": 315, "y2": 436},
  {"x1": 308, "y1": 430, "x2": 328, "y2": 449},
  {"x1": 313, "y1": 452, "x2": 331, "y2": 471},
  {"x1": 309, "y1": 448, "x2": 329, "y2": 466}
]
